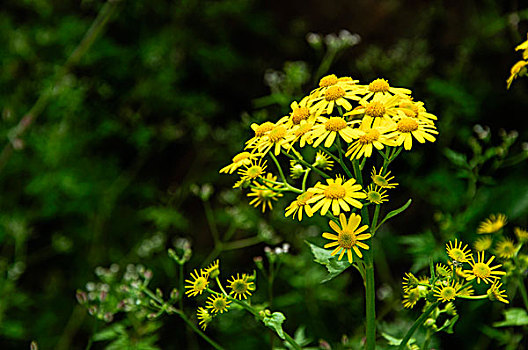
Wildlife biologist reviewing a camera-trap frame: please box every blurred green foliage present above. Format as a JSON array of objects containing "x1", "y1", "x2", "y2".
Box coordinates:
[{"x1": 0, "y1": 0, "x2": 528, "y2": 349}]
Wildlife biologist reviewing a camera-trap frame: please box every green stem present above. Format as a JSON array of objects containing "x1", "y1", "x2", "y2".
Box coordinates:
[
  {"x1": 179, "y1": 263, "x2": 184, "y2": 310},
  {"x1": 365, "y1": 256, "x2": 376, "y2": 350},
  {"x1": 516, "y1": 277, "x2": 528, "y2": 310},
  {"x1": 260, "y1": 176, "x2": 302, "y2": 194},
  {"x1": 371, "y1": 205, "x2": 381, "y2": 235},
  {"x1": 301, "y1": 169, "x2": 310, "y2": 192},
  {"x1": 398, "y1": 302, "x2": 440, "y2": 350},
  {"x1": 223, "y1": 236, "x2": 263, "y2": 251},
  {"x1": 352, "y1": 160, "x2": 363, "y2": 186},
  {"x1": 336, "y1": 137, "x2": 353, "y2": 178},
  {"x1": 175, "y1": 310, "x2": 225, "y2": 350},
  {"x1": 281, "y1": 150, "x2": 330, "y2": 179},
  {"x1": 215, "y1": 277, "x2": 228, "y2": 296},
  {"x1": 203, "y1": 200, "x2": 220, "y2": 244},
  {"x1": 269, "y1": 153, "x2": 303, "y2": 193},
  {"x1": 457, "y1": 295, "x2": 487, "y2": 300}
]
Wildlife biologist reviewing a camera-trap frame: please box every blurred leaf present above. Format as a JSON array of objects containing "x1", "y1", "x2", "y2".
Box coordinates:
[
  {"x1": 263, "y1": 312, "x2": 286, "y2": 340},
  {"x1": 444, "y1": 148, "x2": 468, "y2": 168},
  {"x1": 437, "y1": 314, "x2": 459, "y2": 334},
  {"x1": 377, "y1": 199, "x2": 412, "y2": 228},
  {"x1": 306, "y1": 241, "x2": 350, "y2": 283},
  {"x1": 493, "y1": 308, "x2": 528, "y2": 327}
]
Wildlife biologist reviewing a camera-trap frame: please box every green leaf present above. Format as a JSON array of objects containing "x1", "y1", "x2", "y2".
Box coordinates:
[
  {"x1": 437, "y1": 315, "x2": 459, "y2": 334},
  {"x1": 493, "y1": 308, "x2": 528, "y2": 327},
  {"x1": 306, "y1": 241, "x2": 350, "y2": 283},
  {"x1": 93, "y1": 323, "x2": 126, "y2": 341},
  {"x1": 377, "y1": 199, "x2": 412, "y2": 228},
  {"x1": 380, "y1": 332, "x2": 416, "y2": 346},
  {"x1": 263, "y1": 312, "x2": 286, "y2": 339},
  {"x1": 444, "y1": 148, "x2": 468, "y2": 168}
]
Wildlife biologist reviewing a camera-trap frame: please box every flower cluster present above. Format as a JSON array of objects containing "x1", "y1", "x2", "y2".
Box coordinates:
[
  {"x1": 185, "y1": 260, "x2": 256, "y2": 330},
  {"x1": 220, "y1": 75, "x2": 439, "y2": 264},
  {"x1": 507, "y1": 33, "x2": 528, "y2": 89}
]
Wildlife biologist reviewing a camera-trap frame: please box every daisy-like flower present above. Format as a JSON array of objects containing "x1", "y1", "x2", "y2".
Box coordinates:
[
  {"x1": 246, "y1": 121, "x2": 275, "y2": 148},
  {"x1": 197, "y1": 307, "x2": 213, "y2": 330},
  {"x1": 435, "y1": 263, "x2": 451, "y2": 278},
  {"x1": 446, "y1": 239, "x2": 471, "y2": 263},
  {"x1": 371, "y1": 167, "x2": 398, "y2": 189},
  {"x1": 402, "y1": 272, "x2": 419, "y2": 292},
  {"x1": 308, "y1": 177, "x2": 366, "y2": 216},
  {"x1": 321, "y1": 213, "x2": 371, "y2": 263},
  {"x1": 473, "y1": 236, "x2": 493, "y2": 252},
  {"x1": 477, "y1": 213, "x2": 507, "y2": 234},
  {"x1": 220, "y1": 151, "x2": 262, "y2": 174},
  {"x1": 289, "y1": 161, "x2": 305, "y2": 179},
  {"x1": 206, "y1": 294, "x2": 231, "y2": 314},
  {"x1": 394, "y1": 116, "x2": 438, "y2": 151},
  {"x1": 487, "y1": 280, "x2": 509, "y2": 304},
  {"x1": 309, "y1": 74, "x2": 359, "y2": 100},
  {"x1": 363, "y1": 184, "x2": 388, "y2": 204},
  {"x1": 204, "y1": 260, "x2": 220, "y2": 279},
  {"x1": 238, "y1": 159, "x2": 267, "y2": 182},
  {"x1": 247, "y1": 174, "x2": 283, "y2": 213},
  {"x1": 185, "y1": 269, "x2": 209, "y2": 297},
  {"x1": 291, "y1": 120, "x2": 314, "y2": 148},
  {"x1": 356, "y1": 78, "x2": 411, "y2": 102},
  {"x1": 345, "y1": 94, "x2": 405, "y2": 126},
  {"x1": 494, "y1": 238, "x2": 517, "y2": 259},
  {"x1": 434, "y1": 281, "x2": 461, "y2": 303},
  {"x1": 459, "y1": 285, "x2": 475, "y2": 296},
  {"x1": 313, "y1": 151, "x2": 334, "y2": 171},
  {"x1": 507, "y1": 60, "x2": 528, "y2": 89},
  {"x1": 515, "y1": 34, "x2": 528, "y2": 52},
  {"x1": 309, "y1": 83, "x2": 360, "y2": 116},
  {"x1": 465, "y1": 251, "x2": 506, "y2": 284},
  {"x1": 288, "y1": 96, "x2": 314, "y2": 126},
  {"x1": 345, "y1": 119, "x2": 397, "y2": 159},
  {"x1": 402, "y1": 287, "x2": 421, "y2": 309},
  {"x1": 256, "y1": 123, "x2": 295, "y2": 156},
  {"x1": 399, "y1": 98, "x2": 437, "y2": 124},
  {"x1": 284, "y1": 191, "x2": 314, "y2": 221},
  {"x1": 227, "y1": 273, "x2": 255, "y2": 300},
  {"x1": 514, "y1": 227, "x2": 528, "y2": 243},
  {"x1": 310, "y1": 116, "x2": 355, "y2": 148}
]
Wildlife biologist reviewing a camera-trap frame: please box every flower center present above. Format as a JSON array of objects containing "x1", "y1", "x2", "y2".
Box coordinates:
[
  {"x1": 338, "y1": 76, "x2": 355, "y2": 84},
  {"x1": 365, "y1": 102, "x2": 386, "y2": 117},
  {"x1": 368, "y1": 78, "x2": 390, "y2": 92},
  {"x1": 367, "y1": 190, "x2": 382, "y2": 202},
  {"x1": 338, "y1": 230, "x2": 357, "y2": 249},
  {"x1": 359, "y1": 129, "x2": 381, "y2": 144},
  {"x1": 450, "y1": 249, "x2": 466, "y2": 262},
  {"x1": 325, "y1": 117, "x2": 347, "y2": 131},
  {"x1": 325, "y1": 86, "x2": 345, "y2": 101},
  {"x1": 397, "y1": 117, "x2": 419, "y2": 133},
  {"x1": 268, "y1": 126, "x2": 286, "y2": 142},
  {"x1": 319, "y1": 74, "x2": 338, "y2": 87},
  {"x1": 232, "y1": 280, "x2": 248, "y2": 294},
  {"x1": 232, "y1": 152, "x2": 250, "y2": 163},
  {"x1": 324, "y1": 183, "x2": 346, "y2": 199},
  {"x1": 441, "y1": 287, "x2": 456, "y2": 300},
  {"x1": 194, "y1": 277, "x2": 207, "y2": 291},
  {"x1": 502, "y1": 242, "x2": 515, "y2": 254},
  {"x1": 292, "y1": 107, "x2": 310, "y2": 124},
  {"x1": 408, "y1": 288, "x2": 420, "y2": 301},
  {"x1": 246, "y1": 166, "x2": 263, "y2": 179},
  {"x1": 473, "y1": 262, "x2": 491, "y2": 278},
  {"x1": 255, "y1": 122, "x2": 274, "y2": 137},
  {"x1": 297, "y1": 192, "x2": 313, "y2": 205},
  {"x1": 372, "y1": 174, "x2": 389, "y2": 187},
  {"x1": 213, "y1": 298, "x2": 227, "y2": 310}
]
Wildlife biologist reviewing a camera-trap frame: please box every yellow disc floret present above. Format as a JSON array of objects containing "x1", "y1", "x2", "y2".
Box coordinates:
[
  {"x1": 397, "y1": 117, "x2": 419, "y2": 133},
  {"x1": 325, "y1": 117, "x2": 347, "y2": 131},
  {"x1": 319, "y1": 74, "x2": 338, "y2": 87},
  {"x1": 365, "y1": 102, "x2": 386, "y2": 117},
  {"x1": 325, "y1": 86, "x2": 346, "y2": 101},
  {"x1": 368, "y1": 78, "x2": 390, "y2": 93}
]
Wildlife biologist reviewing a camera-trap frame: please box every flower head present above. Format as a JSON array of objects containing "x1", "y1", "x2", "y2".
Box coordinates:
[
  {"x1": 204, "y1": 260, "x2": 220, "y2": 279},
  {"x1": 313, "y1": 151, "x2": 334, "y2": 171},
  {"x1": 238, "y1": 159, "x2": 267, "y2": 181},
  {"x1": 446, "y1": 239, "x2": 471, "y2": 263},
  {"x1": 321, "y1": 213, "x2": 371, "y2": 263},
  {"x1": 185, "y1": 269, "x2": 209, "y2": 297},
  {"x1": 402, "y1": 272, "x2": 420, "y2": 292},
  {"x1": 310, "y1": 116, "x2": 355, "y2": 148},
  {"x1": 394, "y1": 117, "x2": 438, "y2": 150},
  {"x1": 363, "y1": 184, "x2": 388, "y2": 204},
  {"x1": 285, "y1": 191, "x2": 314, "y2": 221},
  {"x1": 477, "y1": 213, "x2": 507, "y2": 234},
  {"x1": 514, "y1": 227, "x2": 528, "y2": 243},
  {"x1": 434, "y1": 281, "x2": 461, "y2": 303},
  {"x1": 487, "y1": 280, "x2": 509, "y2": 304},
  {"x1": 247, "y1": 173, "x2": 283, "y2": 213},
  {"x1": 473, "y1": 236, "x2": 493, "y2": 252},
  {"x1": 197, "y1": 307, "x2": 213, "y2": 330},
  {"x1": 370, "y1": 167, "x2": 398, "y2": 189},
  {"x1": 402, "y1": 287, "x2": 421, "y2": 309},
  {"x1": 494, "y1": 238, "x2": 517, "y2": 259},
  {"x1": 206, "y1": 294, "x2": 231, "y2": 314},
  {"x1": 308, "y1": 177, "x2": 366, "y2": 216},
  {"x1": 465, "y1": 251, "x2": 506, "y2": 284},
  {"x1": 227, "y1": 273, "x2": 255, "y2": 300},
  {"x1": 220, "y1": 152, "x2": 262, "y2": 174}
]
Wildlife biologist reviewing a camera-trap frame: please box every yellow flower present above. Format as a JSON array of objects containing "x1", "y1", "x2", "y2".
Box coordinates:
[
  {"x1": 345, "y1": 119, "x2": 398, "y2": 159},
  {"x1": 507, "y1": 60, "x2": 528, "y2": 89},
  {"x1": 494, "y1": 238, "x2": 517, "y2": 259},
  {"x1": 356, "y1": 78, "x2": 411, "y2": 102},
  {"x1": 204, "y1": 260, "x2": 220, "y2": 279},
  {"x1": 487, "y1": 280, "x2": 509, "y2": 304},
  {"x1": 206, "y1": 294, "x2": 231, "y2": 314},
  {"x1": 197, "y1": 307, "x2": 213, "y2": 330},
  {"x1": 446, "y1": 239, "x2": 471, "y2": 263},
  {"x1": 220, "y1": 152, "x2": 262, "y2": 174},
  {"x1": 402, "y1": 287, "x2": 421, "y2": 309},
  {"x1": 515, "y1": 34, "x2": 528, "y2": 51},
  {"x1": 285, "y1": 191, "x2": 314, "y2": 221},
  {"x1": 435, "y1": 263, "x2": 451, "y2": 278},
  {"x1": 394, "y1": 117, "x2": 438, "y2": 151},
  {"x1": 255, "y1": 123, "x2": 295, "y2": 156},
  {"x1": 185, "y1": 269, "x2": 209, "y2": 297},
  {"x1": 308, "y1": 177, "x2": 366, "y2": 216},
  {"x1": 313, "y1": 151, "x2": 334, "y2": 171},
  {"x1": 363, "y1": 184, "x2": 388, "y2": 204},
  {"x1": 238, "y1": 159, "x2": 267, "y2": 181},
  {"x1": 310, "y1": 116, "x2": 355, "y2": 148},
  {"x1": 246, "y1": 121, "x2": 275, "y2": 148},
  {"x1": 309, "y1": 84, "x2": 360, "y2": 116},
  {"x1": 227, "y1": 273, "x2": 255, "y2": 300},
  {"x1": 247, "y1": 174, "x2": 283, "y2": 213},
  {"x1": 288, "y1": 96, "x2": 314, "y2": 126},
  {"x1": 465, "y1": 251, "x2": 506, "y2": 284},
  {"x1": 399, "y1": 98, "x2": 437, "y2": 124},
  {"x1": 345, "y1": 94, "x2": 405, "y2": 126},
  {"x1": 402, "y1": 272, "x2": 419, "y2": 292},
  {"x1": 291, "y1": 121, "x2": 315, "y2": 148},
  {"x1": 322, "y1": 213, "x2": 371, "y2": 263},
  {"x1": 477, "y1": 213, "x2": 507, "y2": 234},
  {"x1": 514, "y1": 227, "x2": 528, "y2": 243},
  {"x1": 434, "y1": 281, "x2": 461, "y2": 303},
  {"x1": 371, "y1": 167, "x2": 398, "y2": 189},
  {"x1": 473, "y1": 236, "x2": 493, "y2": 252}
]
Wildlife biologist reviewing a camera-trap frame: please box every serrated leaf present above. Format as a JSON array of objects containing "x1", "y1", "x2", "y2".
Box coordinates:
[
  {"x1": 377, "y1": 199, "x2": 412, "y2": 229},
  {"x1": 263, "y1": 312, "x2": 286, "y2": 339},
  {"x1": 306, "y1": 241, "x2": 350, "y2": 283},
  {"x1": 493, "y1": 308, "x2": 528, "y2": 327}
]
